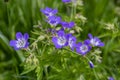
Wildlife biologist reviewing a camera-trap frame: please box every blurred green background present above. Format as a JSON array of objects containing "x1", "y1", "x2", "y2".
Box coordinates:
[{"x1": 0, "y1": 0, "x2": 120, "y2": 80}]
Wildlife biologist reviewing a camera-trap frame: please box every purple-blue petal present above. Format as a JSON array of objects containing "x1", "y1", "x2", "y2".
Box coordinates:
[
  {"x1": 52, "y1": 9, "x2": 58, "y2": 14},
  {"x1": 69, "y1": 21, "x2": 75, "y2": 28},
  {"x1": 94, "y1": 37, "x2": 100, "y2": 42},
  {"x1": 62, "y1": 0, "x2": 71, "y2": 3},
  {"x1": 61, "y1": 21, "x2": 74, "y2": 28},
  {"x1": 45, "y1": 7, "x2": 52, "y2": 11},
  {"x1": 24, "y1": 33, "x2": 29, "y2": 40},
  {"x1": 16, "y1": 32, "x2": 23, "y2": 39},
  {"x1": 14, "y1": 47, "x2": 20, "y2": 50},
  {"x1": 57, "y1": 30, "x2": 65, "y2": 37},
  {"x1": 76, "y1": 42, "x2": 82, "y2": 47},
  {"x1": 88, "y1": 33, "x2": 93, "y2": 39},
  {"x1": 48, "y1": 16, "x2": 61, "y2": 26},
  {"x1": 70, "y1": 37, "x2": 76, "y2": 50},
  {"x1": 66, "y1": 33, "x2": 72, "y2": 38},
  {"x1": 98, "y1": 42, "x2": 104, "y2": 47},
  {"x1": 41, "y1": 7, "x2": 57, "y2": 17},
  {"x1": 23, "y1": 42, "x2": 29, "y2": 48},
  {"x1": 84, "y1": 39, "x2": 90, "y2": 45},
  {"x1": 40, "y1": 9, "x2": 44, "y2": 13},
  {"x1": 9, "y1": 40, "x2": 16, "y2": 47},
  {"x1": 63, "y1": 36, "x2": 68, "y2": 46},
  {"x1": 52, "y1": 37, "x2": 62, "y2": 48}
]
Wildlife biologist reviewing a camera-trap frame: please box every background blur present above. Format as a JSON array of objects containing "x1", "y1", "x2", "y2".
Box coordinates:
[{"x1": 0, "y1": 0, "x2": 120, "y2": 80}]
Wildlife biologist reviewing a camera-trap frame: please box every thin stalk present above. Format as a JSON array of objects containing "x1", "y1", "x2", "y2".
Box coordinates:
[
  {"x1": 44, "y1": 66, "x2": 48, "y2": 80},
  {"x1": 73, "y1": 0, "x2": 77, "y2": 17},
  {"x1": 64, "y1": 48, "x2": 99, "y2": 80},
  {"x1": 93, "y1": 68, "x2": 99, "y2": 80},
  {"x1": 70, "y1": 2, "x2": 74, "y2": 20}
]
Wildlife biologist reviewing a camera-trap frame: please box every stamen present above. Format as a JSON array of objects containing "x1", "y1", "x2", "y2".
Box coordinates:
[{"x1": 16, "y1": 38, "x2": 26, "y2": 48}]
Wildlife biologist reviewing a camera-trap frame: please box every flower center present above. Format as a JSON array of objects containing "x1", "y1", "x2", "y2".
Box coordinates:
[
  {"x1": 58, "y1": 37, "x2": 66, "y2": 46},
  {"x1": 91, "y1": 39, "x2": 99, "y2": 46},
  {"x1": 16, "y1": 38, "x2": 26, "y2": 48},
  {"x1": 80, "y1": 45, "x2": 88, "y2": 53}
]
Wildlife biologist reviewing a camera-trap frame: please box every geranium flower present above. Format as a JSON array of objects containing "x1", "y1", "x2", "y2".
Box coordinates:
[
  {"x1": 76, "y1": 40, "x2": 91, "y2": 55},
  {"x1": 61, "y1": 21, "x2": 75, "y2": 29},
  {"x1": 52, "y1": 30, "x2": 68, "y2": 48},
  {"x1": 88, "y1": 33, "x2": 104, "y2": 47},
  {"x1": 47, "y1": 16, "x2": 61, "y2": 26},
  {"x1": 9, "y1": 32, "x2": 29, "y2": 50},
  {"x1": 41, "y1": 7, "x2": 58, "y2": 17}
]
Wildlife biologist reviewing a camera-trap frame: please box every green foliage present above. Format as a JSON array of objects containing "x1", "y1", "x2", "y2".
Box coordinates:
[{"x1": 0, "y1": 0, "x2": 120, "y2": 80}]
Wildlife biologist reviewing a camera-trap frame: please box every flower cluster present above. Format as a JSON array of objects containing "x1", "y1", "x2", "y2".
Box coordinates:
[
  {"x1": 41, "y1": 7, "x2": 75, "y2": 29},
  {"x1": 41, "y1": 7, "x2": 104, "y2": 56},
  {"x1": 41, "y1": 7, "x2": 61, "y2": 26},
  {"x1": 8, "y1": 1, "x2": 114, "y2": 80},
  {"x1": 40, "y1": 6, "x2": 105, "y2": 71},
  {"x1": 9, "y1": 7, "x2": 104, "y2": 69}
]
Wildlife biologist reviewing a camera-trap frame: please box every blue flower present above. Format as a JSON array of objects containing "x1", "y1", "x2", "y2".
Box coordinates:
[
  {"x1": 47, "y1": 16, "x2": 61, "y2": 26},
  {"x1": 108, "y1": 77, "x2": 114, "y2": 80},
  {"x1": 61, "y1": 21, "x2": 75, "y2": 29},
  {"x1": 41, "y1": 7, "x2": 58, "y2": 17},
  {"x1": 62, "y1": 0, "x2": 71, "y2": 3},
  {"x1": 66, "y1": 34, "x2": 76, "y2": 50},
  {"x1": 52, "y1": 30, "x2": 68, "y2": 48},
  {"x1": 88, "y1": 33, "x2": 104, "y2": 47},
  {"x1": 9, "y1": 32, "x2": 29, "y2": 50},
  {"x1": 76, "y1": 40, "x2": 91, "y2": 55},
  {"x1": 89, "y1": 61, "x2": 94, "y2": 68}
]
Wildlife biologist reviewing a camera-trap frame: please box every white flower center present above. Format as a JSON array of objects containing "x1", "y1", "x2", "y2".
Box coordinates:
[
  {"x1": 80, "y1": 45, "x2": 88, "y2": 53},
  {"x1": 90, "y1": 39, "x2": 99, "y2": 46},
  {"x1": 16, "y1": 38, "x2": 26, "y2": 48},
  {"x1": 49, "y1": 12, "x2": 53, "y2": 16},
  {"x1": 58, "y1": 37, "x2": 66, "y2": 46}
]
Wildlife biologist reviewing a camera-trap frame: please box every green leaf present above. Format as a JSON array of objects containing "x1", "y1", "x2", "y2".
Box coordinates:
[
  {"x1": 20, "y1": 66, "x2": 36, "y2": 75},
  {"x1": 35, "y1": 66, "x2": 43, "y2": 80}
]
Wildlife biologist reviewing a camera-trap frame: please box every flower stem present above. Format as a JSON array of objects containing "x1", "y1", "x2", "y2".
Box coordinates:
[
  {"x1": 64, "y1": 48, "x2": 99, "y2": 80},
  {"x1": 93, "y1": 68, "x2": 99, "y2": 80},
  {"x1": 70, "y1": 2, "x2": 74, "y2": 20}
]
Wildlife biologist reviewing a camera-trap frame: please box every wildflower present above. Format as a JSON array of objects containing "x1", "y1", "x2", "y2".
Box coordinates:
[
  {"x1": 41, "y1": 7, "x2": 58, "y2": 17},
  {"x1": 62, "y1": 0, "x2": 71, "y2": 3},
  {"x1": 9, "y1": 32, "x2": 29, "y2": 50},
  {"x1": 108, "y1": 77, "x2": 114, "y2": 80},
  {"x1": 67, "y1": 34, "x2": 76, "y2": 50},
  {"x1": 61, "y1": 21, "x2": 75, "y2": 29},
  {"x1": 47, "y1": 16, "x2": 61, "y2": 26},
  {"x1": 52, "y1": 30, "x2": 68, "y2": 48},
  {"x1": 88, "y1": 33, "x2": 104, "y2": 47},
  {"x1": 76, "y1": 40, "x2": 91, "y2": 55},
  {"x1": 89, "y1": 61, "x2": 94, "y2": 68}
]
